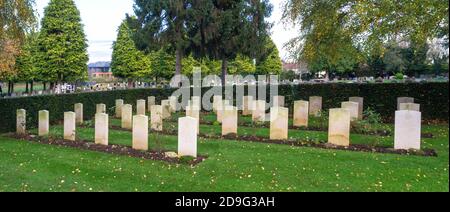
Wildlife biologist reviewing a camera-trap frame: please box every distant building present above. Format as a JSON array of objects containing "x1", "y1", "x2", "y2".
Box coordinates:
[
  {"x1": 88, "y1": 62, "x2": 114, "y2": 80},
  {"x1": 282, "y1": 60, "x2": 310, "y2": 75}
]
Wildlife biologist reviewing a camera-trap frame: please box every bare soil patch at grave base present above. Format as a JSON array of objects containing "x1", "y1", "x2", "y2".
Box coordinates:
[
  {"x1": 102, "y1": 125, "x2": 438, "y2": 157},
  {"x1": 6, "y1": 133, "x2": 206, "y2": 166}
]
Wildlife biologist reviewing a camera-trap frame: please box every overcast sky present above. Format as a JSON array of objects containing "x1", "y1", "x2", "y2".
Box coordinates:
[{"x1": 35, "y1": 0, "x2": 298, "y2": 63}]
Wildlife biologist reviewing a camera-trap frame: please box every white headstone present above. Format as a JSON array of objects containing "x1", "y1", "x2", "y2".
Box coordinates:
[
  {"x1": 38, "y1": 110, "x2": 49, "y2": 136},
  {"x1": 132, "y1": 115, "x2": 148, "y2": 151},
  {"x1": 222, "y1": 106, "x2": 238, "y2": 136},
  {"x1": 121, "y1": 104, "x2": 133, "y2": 129},
  {"x1": 16, "y1": 109, "x2": 26, "y2": 134},
  {"x1": 137, "y1": 99, "x2": 146, "y2": 115},
  {"x1": 294, "y1": 101, "x2": 309, "y2": 127},
  {"x1": 270, "y1": 107, "x2": 289, "y2": 140},
  {"x1": 96, "y1": 104, "x2": 106, "y2": 114},
  {"x1": 161, "y1": 100, "x2": 171, "y2": 119},
  {"x1": 147, "y1": 96, "x2": 156, "y2": 112},
  {"x1": 64, "y1": 112, "x2": 76, "y2": 141},
  {"x1": 397, "y1": 97, "x2": 414, "y2": 110},
  {"x1": 309, "y1": 96, "x2": 323, "y2": 117},
  {"x1": 399, "y1": 103, "x2": 420, "y2": 111},
  {"x1": 74, "y1": 103, "x2": 83, "y2": 124},
  {"x1": 178, "y1": 117, "x2": 198, "y2": 158},
  {"x1": 150, "y1": 105, "x2": 163, "y2": 131},
  {"x1": 115, "y1": 99, "x2": 124, "y2": 118},
  {"x1": 341, "y1": 101, "x2": 359, "y2": 121},
  {"x1": 395, "y1": 110, "x2": 421, "y2": 150},
  {"x1": 242, "y1": 96, "x2": 254, "y2": 116},
  {"x1": 273, "y1": 96, "x2": 285, "y2": 107},
  {"x1": 328, "y1": 108, "x2": 351, "y2": 146},
  {"x1": 349, "y1": 97, "x2": 364, "y2": 120},
  {"x1": 186, "y1": 105, "x2": 200, "y2": 134},
  {"x1": 169, "y1": 96, "x2": 177, "y2": 112},
  {"x1": 213, "y1": 95, "x2": 223, "y2": 112},
  {"x1": 252, "y1": 100, "x2": 266, "y2": 123},
  {"x1": 95, "y1": 113, "x2": 108, "y2": 145}
]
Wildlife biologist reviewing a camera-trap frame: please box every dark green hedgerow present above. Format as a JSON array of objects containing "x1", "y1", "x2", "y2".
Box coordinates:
[{"x1": 0, "y1": 82, "x2": 448, "y2": 133}]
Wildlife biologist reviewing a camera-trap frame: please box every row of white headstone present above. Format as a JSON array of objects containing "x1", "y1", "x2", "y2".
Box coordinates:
[
  {"x1": 16, "y1": 96, "x2": 422, "y2": 156},
  {"x1": 211, "y1": 95, "x2": 422, "y2": 150}
]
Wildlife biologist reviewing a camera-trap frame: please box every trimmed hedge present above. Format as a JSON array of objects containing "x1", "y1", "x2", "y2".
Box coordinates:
[{"x1": 0, "y1": 82, "x2": 448, "y2": 133}]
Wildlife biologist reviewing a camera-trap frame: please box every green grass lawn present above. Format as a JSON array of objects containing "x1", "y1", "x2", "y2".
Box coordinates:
[{"x1": 0, "y1": 113, "x2": 448, "y2": 192}]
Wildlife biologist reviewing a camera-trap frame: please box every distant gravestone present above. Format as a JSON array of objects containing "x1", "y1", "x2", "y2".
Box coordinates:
[
  {"x1": 186, "y1": 105, "x2": 200, "y2": 134},
  {"x1": 150, "y1": 105, "x2": 163, "y2": 131},
  {"x1": 252, "y1": 100, "x2": 266, "y2": 123},
  {"x1": 137, "y1": 99, "x2": 146, "y2": 115},
  {"x1": 399, "y1": 103, "x2": 420, "y2": 112},
  {"x1": 242, "y1": 96, "x2": 254, "y2": 116},
  {"x1": 213, "y1": 96, "x2": 223, "y2": 113},
  {"x1": 309, "y1": 96, "x2": 323, "y2": 117},
  {"x1": 178, "y1": 117, "x2": 198, "y2": 158},
  {"x1": 38, "y1": 110, "x2": 49, "y2": 136},
  {"x1": 121, "y1": 104, "x2": 133, "y2": 130},
  {"x1": 273, "y1": 96, "x2": 285, "y2": 107},
  {"x1": 328, "y1": 108, "x2": 351, "y2": 146},
  {"x1": 294, "y1": 101, "x2": 309, "y2": 127},
  {"x1": 115, "y1": 99, "x2": 124, "y2": 118},
  {"x1": 397, "y1": 97, "x2": 414, "y2": 110},
  {"x1": 169, "y1": 96, "x2": 177, "y2": 112},
  {"x1": 161, "y1": 100, "x2": 171, "y2": 119},
  {"x1": 132, "y1": 115, "x2": 148, "y2": 151},
  {"x1": 191, "y1": 96, "x2": 201, "y2": 110},
  {"x1": 147, "y1": 96, "x2": 156, "y2": 112},
  {"x1": 95, "y1": 113, "x2": 108, "y2": 145},
  {"x1": 270, "y1": 107, "x2": 289, "y2": 140},
  {"x1": 349, "y1": 97, "x2": 364, "y2": 120},
  {"x1": 341, "y1": 102, "x2": 359, "y2": 121},
  {"x1": 96, "y1": 104, "x2": 106, "y2": 114},
  {"x1": 74, "y1": 103, "x2": 83, "y2": 124},
  {"x1": 222, "y1": 106, "x2": 238, "y2": 136},
  {"x1": 395, "y1": 110, "x2": 421, "y2": 150},
  {"x1": 16, "y1": 109, "x2": 26, "y2": 134},
  {"x1": 64, "y1": 112, "x2": 76, "y2": 141}
]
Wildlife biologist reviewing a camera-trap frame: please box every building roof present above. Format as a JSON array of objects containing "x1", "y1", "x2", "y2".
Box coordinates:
[{"x1": 88, "y1": 61, "x2": 111, "y2": 68}]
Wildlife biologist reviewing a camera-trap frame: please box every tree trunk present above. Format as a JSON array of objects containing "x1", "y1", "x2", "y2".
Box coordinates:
[
  {"x1": 221, "y1": 58, "x2": 228, "y2": 86},
  {"x1": 30, "y1": 81, "x2": 34, "y2": 93},
  {"x1": 43, "y1": 82, "x2": 47, "y2": 91},
  {"x1": 25, "y1": 82, "x2": 29, "y2": 93},
  {"x1": 8, "y1": 81, "x2": 11, "y2": 95}
]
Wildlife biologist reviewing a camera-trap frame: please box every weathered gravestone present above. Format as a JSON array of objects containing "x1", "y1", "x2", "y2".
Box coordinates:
[
  {"x1": 147, "y1": 96, "x2": 156, "y2": 112},
  {"x1": 150, "y1": 105, "x2": 163, "y2": 131},
  {"x1": 137, "y1": 99, "x2": 146, "y2": 115},
  {"x1": 96, "y1": 104, "x2": 106, "y2": 114},
  {"x1": 341, "y1": 102, "x2": 359, "y2": 121},
  {"x1": 399, "y1": 103, "x2": 420, "y2": 112},
  {"x1": 132, "y1": 115, "x2": 148, "y2": 151},
  {"x1": 397, "y1": 97, "x2": 415, "y2": 110},
  {"x1": 39, "y1": 110, "x2": 49, "y2": 136},
  {"x1": 121, "y1": 104, "x2": 133, "y2": 130},
  {"x1": 115, "y1": 99, "x2": 124, "y2": 118},
  {"x1": 64, "y1": 112, "x2": 76, "y2": 141},
  {"x1": 222, "y1": 106, "x2": 238, "y2": 136},
  {"x1": 74, "y1": 103, "x2": 83, "y2": 124},
  {"x1": 16, "y1": 109, "x2": 26, "y2": 134},
  {"x1": 349, "y1": 97, "x2": 364, "y2": 120},
  {"x1": 294, "y1": 101, "x2": 309, "y2": 127},
  {"x1": 395, "y1": 110, "x2": 421, "y2": 150},
  {"x1": 242, "y1": 96, "x2": 254, "y2": 116},
  {"x1": 270, "y1": 107, "x2": 289, "y2": 140},
  {"x1": 95, "y1": 113, "x2": 108, "y2": 145},
  {"x1": 328, "y1": 108, "x2": 351, "y2": 147},
  {"x1": 178, "y1": 117, "x2": 198, "y2": 158},
  {"x1": 309, "y1": 96, "x2": 323, "y2": 117}
]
